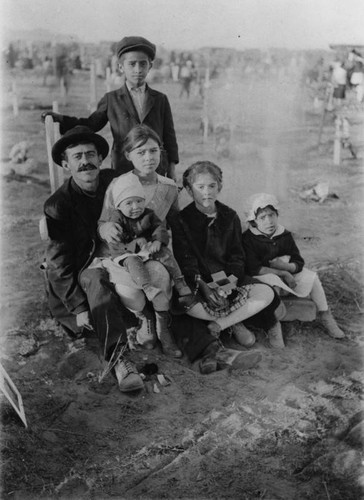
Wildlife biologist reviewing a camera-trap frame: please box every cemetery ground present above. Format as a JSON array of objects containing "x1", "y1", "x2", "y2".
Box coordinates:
[{"x1": 0, "y1": 69, "x2": 363, "y2": 499}]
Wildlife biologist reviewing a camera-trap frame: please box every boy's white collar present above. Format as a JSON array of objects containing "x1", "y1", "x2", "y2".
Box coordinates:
[
  {"x1": 249, "y1": 223, "x2": 285, "y2": 238},
  {"x1": 126, "y1": 82, "x2": 147, "y2": 92}
]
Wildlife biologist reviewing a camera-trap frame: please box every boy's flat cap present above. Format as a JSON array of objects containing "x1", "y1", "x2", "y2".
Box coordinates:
[{"x1": 116, "y1": 36, "x2": 156, "y2": 60}]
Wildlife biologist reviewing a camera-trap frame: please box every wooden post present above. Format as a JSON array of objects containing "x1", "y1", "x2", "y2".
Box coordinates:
[
  {"x1": 52, "y1": 100, "x2": 61, "y2": 137},
  {"x1": 317, "y1": 83, "x2": 333, "y2": 147},
  {"x1": 333, "y1": 116, "x2": 341, "y2": 165},
  {"x1": 11, "y1": 81, "x2": 19, "y2": 117},
  {"x1": 105, "y1": 67, "x2": 111, "y2": 92},
  {"x1": 90, "y1": 63, "x2": 97, "y2": 112},
  {"x1": 60, "y1": 76, "x2": 67, "y2": 106},
  {"x1": 0, "y1": 362, "x2": 27, "y2": 428},
  {"x1": 52, "y1": 101, "x2": 64, "y2": 188},
  {"x1": 45, "y1": 103, "x2": 64, "y2": 193},
  {"x1": 45, "y1": 116, "x2": 58, "y2": 193},
  {"x1": 202, "y1": 63, "x2": 210, "y2": 142}
]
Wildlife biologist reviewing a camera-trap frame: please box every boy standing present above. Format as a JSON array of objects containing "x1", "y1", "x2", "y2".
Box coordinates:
[{"x1": 42, "y1": 36, "x2": 179, "y2": 180}]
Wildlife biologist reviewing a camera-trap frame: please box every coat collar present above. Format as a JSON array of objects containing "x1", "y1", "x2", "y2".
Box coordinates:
[
  {"x1": 118, "y1": 83, "x2": 156, "y2": 122},
  {"x1": 183, "y1": 200, "x2": 236, "y2": 226}
]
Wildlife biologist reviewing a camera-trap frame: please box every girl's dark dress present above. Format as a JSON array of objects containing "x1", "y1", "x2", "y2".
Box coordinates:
[{"x1": 170, "y1": 202, "x2": 280, "y2": 362}]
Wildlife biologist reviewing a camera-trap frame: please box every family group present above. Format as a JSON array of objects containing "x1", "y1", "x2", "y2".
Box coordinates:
[{"x1": 42, "y1": 36, "x2": 344, "y2": 393}]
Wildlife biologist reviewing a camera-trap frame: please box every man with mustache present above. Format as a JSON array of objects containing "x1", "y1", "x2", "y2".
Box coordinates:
[{"x1": 43, "y1": 126, "x2": 144, "y2": 392}]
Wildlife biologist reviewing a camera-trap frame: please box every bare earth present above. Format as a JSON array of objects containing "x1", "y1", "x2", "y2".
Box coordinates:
[{"x1": 0, "y1": 70, "x2": 363, "y2": 499}]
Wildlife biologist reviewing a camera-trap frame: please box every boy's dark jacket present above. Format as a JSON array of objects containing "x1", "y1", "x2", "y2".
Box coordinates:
[
  {"x1": 242, "y1": 226, "x2": 305, "y2": 276},
  {"x1": 170, "y1": 201, "x2": 253, "y2": 287},
  {"x1": 59, "y1": 84, "x2": 178, "y2": 175}
]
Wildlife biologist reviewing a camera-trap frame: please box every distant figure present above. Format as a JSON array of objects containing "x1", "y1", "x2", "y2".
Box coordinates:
[
  {"x1": 73, "y1": 54, "x2": 82, "y2": 70},
  {"x1": 350, "y1": 61, "x2": 364, "y2": 103},
  {"x1": 179, "y1": 60, "x2": 194, "y2": 98},
  {"x1": 55, "y1": 52, "x2": 72, "y2": 94},
  {"x1": 95, "y1": 57, "x2": 104, "y2": 78},
  {"x1": 214, "y1": 123, "x2": 231, "y2": 158},
  {"x1": 331, "y1": 60, "x2": 347, "y2": 106},
  {"x1": 42, "y1": 56, "x2": 53, "y2": 86},
  {"x1": 5, "y1": 43, "x2": 17, "y2": 69}
]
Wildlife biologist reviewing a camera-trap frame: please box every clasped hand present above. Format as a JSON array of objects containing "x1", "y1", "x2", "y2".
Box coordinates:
[
  {"x1": 199, "y1": 279, "x2": 229, "y2": 310},
  {"x1": 280, "y1": 271, "x2": 297, "y2": 289},
  {"x1": 269, "y1": 257, "x2": 289, "y2": 270},
  {"x1": 41, "y1": 111, "x2": 62, "y2": 123},
  {"x1": 76, "y1": 311, "x2": 94, "y2": 331}
]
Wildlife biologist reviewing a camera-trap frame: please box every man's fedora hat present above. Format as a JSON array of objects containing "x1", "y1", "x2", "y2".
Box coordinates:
[
  {"x1": 116, "y1": 36, "x2": 156, "y2": 61},
  {"x1": 52, "y1": 126, "x2": 109, "y2": 166}
]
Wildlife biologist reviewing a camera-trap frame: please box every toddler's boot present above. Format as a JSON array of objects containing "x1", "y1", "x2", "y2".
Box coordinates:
[
  {"x1": 174, "y1": 276, "x2": 192, "y2": 296},
  {"x1": 267, "y1": 321, "x2": 285, "y2": 348},
  {"x1": 318, "y1": 310, "x2": 345, "y2": 339},
  {"x1": 135, "y1": 306, "x2": 156, "y2": 350},
  {"x1": 155, "y1": 311, "x2": 182, "y2": 358}
]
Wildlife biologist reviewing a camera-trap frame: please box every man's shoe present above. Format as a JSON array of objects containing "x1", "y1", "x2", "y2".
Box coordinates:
[
  {"x1": 114, "y1": 359, "x2": 144, "y2": 392},
  {"x1": 232, "y1": 322, "x2": 256, "y2": 347},
  {"x1": 267, "y1": 321, "x2": 285, "y2": 348},
  {"x1": 199, "y1": 341, "x2": 219, "y2": 374}
]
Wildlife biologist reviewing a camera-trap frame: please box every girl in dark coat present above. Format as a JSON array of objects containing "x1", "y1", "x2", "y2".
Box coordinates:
[{"x1": 170, "y1": 161, "x2": 284, "y2": 364}]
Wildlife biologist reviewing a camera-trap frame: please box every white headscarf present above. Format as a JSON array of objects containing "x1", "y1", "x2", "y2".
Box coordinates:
[{"x1": 245, "y1": 193, "x2": 279, "y2": 222}]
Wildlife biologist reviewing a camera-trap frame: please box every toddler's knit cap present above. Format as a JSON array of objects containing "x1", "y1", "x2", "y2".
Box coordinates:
[{"x1": 112, "y1": 174, "x2": 145, "y2": 208}]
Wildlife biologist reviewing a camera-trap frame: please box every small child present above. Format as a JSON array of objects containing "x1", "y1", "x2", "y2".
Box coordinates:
[
  {"x1": 106, "y1": 173, "x2": 194, "y2": 309},
  {"x1": 242, "y1": 193, "x2": 344, "y2": 339},
  {"x1": 41, "y1": 36, "x2": 178, "y2": 179}
]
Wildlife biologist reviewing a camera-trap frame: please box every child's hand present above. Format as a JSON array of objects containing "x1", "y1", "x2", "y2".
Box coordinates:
[
  {"x1": 135, "y1": 237, "x2": 148, "y2": 249},
  {"x1": 281, "y1": 271, "x2": 296, "y2": 289},
  {"x1": 98, "y1": 222, "x2": 123, "y2": 243},
  {"x1": 199, "y1": 280, "x2": 228, "y2": 309},
  {"x1": 147, "y1": 240, "x2": 162, "y2": 255},
  {"x1": 269, "y1": 257, "x2": 290, "y2": 270}
]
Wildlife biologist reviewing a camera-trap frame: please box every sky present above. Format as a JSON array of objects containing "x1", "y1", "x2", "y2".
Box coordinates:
[{"x1": 1, "y1": 0, "x2": 364, "y2": 51}]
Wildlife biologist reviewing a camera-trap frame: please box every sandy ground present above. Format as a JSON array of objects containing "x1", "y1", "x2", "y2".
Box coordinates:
[{"x1": 0, "y1": 69, "x2": 363, "y2": 499}]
